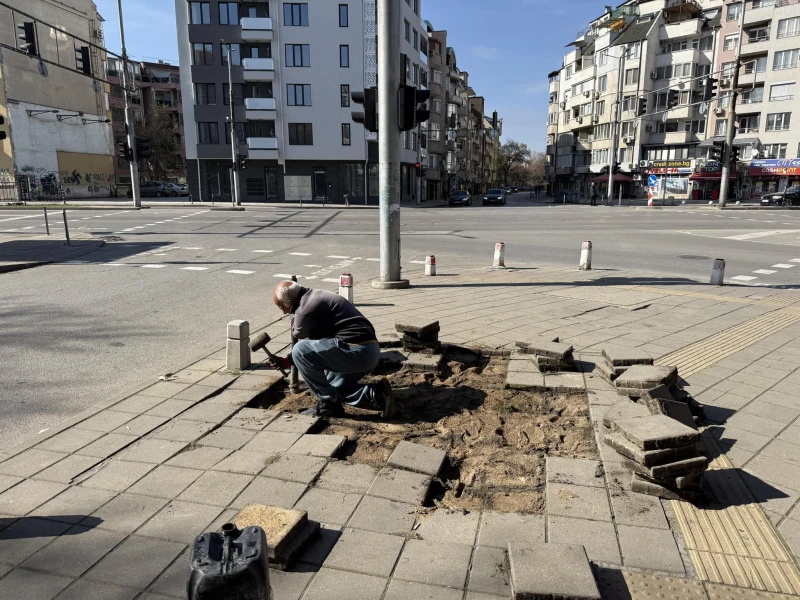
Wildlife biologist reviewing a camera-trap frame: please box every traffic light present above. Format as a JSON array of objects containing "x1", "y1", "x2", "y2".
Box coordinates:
[
  {"x1": 75, "y1": 46, "x2": 92, "y2": 76},
  {"x1": 710, "y1": 140, "x2": 726, "y2": 161},
  {"x1": 637, "y1": 96, "x2": 647, "y2": 116},
  {"x1": 135, "y1": 136, "x2": 150, "y2": 160},
  {"x1": 399, "y1": 85, "x2": 431, "y2": 132},
  {"x1": 703, "y1": 76, "x2": 718, "y2": 102},
  {"x1": 612, "y1": 162, "x2": 620, "y2": 174},
  {"x1": 125, "y1": 145, "x2": 133, "y2": 161},
  {"x1": 0, "y1": 116, "x2": 6, "y2": 141},
  {"x1": 491, "y1": 111, "x2": 498, "y2": 129},
  {"x1": 729, "y1": 146, "x2": 740, "y2": 166},
  {"x1": 17, "y1": 22, "x2": 38, "y2": 57},
  {"x1": 421, "y1": 166, "x2": 427, "y2": 178},
  {"x1": 350, "y1": 87, "x2": 378, "y2": 133},
  {"x1": 116, "y1": 141, "x2": 129, "y2": 159},
  {"x1": 237, "y1": 154, "x2": 248, "y2": 170},
  {"x1": 415, "y1": 162, "x2": 422, "y2": 176},
  {"x1": 667, "y1": 89, "x2": 679, "y2": 109}
]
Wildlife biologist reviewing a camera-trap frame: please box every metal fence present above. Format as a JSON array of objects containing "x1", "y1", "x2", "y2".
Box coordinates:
[{"x1": 0, "y1": 171, "x2": 65, "y2": 203}]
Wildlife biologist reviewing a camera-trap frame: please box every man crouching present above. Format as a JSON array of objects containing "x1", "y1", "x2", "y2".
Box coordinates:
[{"x1": 271, "y1": 280, "x2": 395, "y2": 419}]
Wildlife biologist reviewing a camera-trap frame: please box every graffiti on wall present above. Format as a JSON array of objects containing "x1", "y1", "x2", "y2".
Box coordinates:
[{"x1": 56, "y1": 151, "x2": 116, "y2": 197}]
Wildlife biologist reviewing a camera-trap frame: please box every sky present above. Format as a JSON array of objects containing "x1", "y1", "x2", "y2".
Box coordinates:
[{"x1": 96, "y1": 0, "x2": 610, "y2": 151}]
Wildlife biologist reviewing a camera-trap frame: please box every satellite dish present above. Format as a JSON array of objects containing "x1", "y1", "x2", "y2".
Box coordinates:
[
  {"x1": 489, "y1": 128, "x2": 499, "y2": 140},
  {"x1": 662, "y1": 111, "x2": 668, "y2": 123},
  {"x1": 633, "y1": 118, "x2": 639, "y2": 129},
  {"x1": 699, "y1": 102, "x2": 707, "y2": 114}
]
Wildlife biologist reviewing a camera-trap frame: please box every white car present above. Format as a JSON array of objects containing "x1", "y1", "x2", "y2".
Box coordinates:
[{"x1": 166, "y1": 183, "x2": 189, "y2": 197}]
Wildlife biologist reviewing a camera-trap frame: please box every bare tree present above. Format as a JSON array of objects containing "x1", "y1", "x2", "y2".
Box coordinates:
[
  {"x1": 140, "y1": 106, "x2": 185, "y2": 181},
  {"x1": 499, "y1": 139, "x2": 531, "y2": 186}
]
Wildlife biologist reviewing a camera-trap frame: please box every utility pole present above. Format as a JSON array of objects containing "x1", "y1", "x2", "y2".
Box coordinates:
[
  {"x1": 373, "y1": 0, "x2": 407, "y2": 288},
  {"x1": 116, "y1": 0, "x2": 140, "y2": 208},
  {"x1": 719, "y1": 1, "x2": 747, "y2": 208},
  {"x1": 608, "y1": 50, "x2": 626, "y2": 204},
  {"x1": 223, "y1": 40, "x2": 241, "y2": 207}
]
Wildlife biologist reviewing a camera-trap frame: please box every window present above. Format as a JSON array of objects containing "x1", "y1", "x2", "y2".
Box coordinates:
[
  {"x1": 591, "y1": 149, "x2": 609, "y2": 164},
  {"x1": 656, "y1": 121, "x2": 679, "y2": 133},
  {"x1": 656, "y1": 92, "x2": 668, "y2": 109},
  {"x1": 341, "y1": 84, "x2": 350, "y2": 107},
  {"x1": 693, "y1": 36, "x2": 713, "y2": 51},
  {"x1": 413, "y1": 0, "x2": 418, "y2": 15},
  {"x1": 195, "y1": 83, "x2": 216, "y2": 105},
  {"x1": 597, "y1": 49, "x2": 608, "y2": 66},
  {"x1": 192, "y1": 43, "x2": 213, "y2": 65},
  {"x1": 626, "y1": 42, "x2": 640, "y2": 59},
  {"x1": 726, "y1": 3, "x2": 740, "y2": 21},
  {"x1": 428, "y1": 122, "x2": 440, "y2": 140},
  {"x1": 598, "y1": 75, "x2": 607, "y2": 92},
  {"x1": 432, "y1": 70, "x2": 442, "y2": 84},
  {"x1": 763, "y1": 143, "x2": 787, "y2": 159},
  {"x1": 565, "y1": 65, "x2": 573, "y2": 79},
  {"x1": 222, "y1": 83, "x2": 244, "y2": 105},
  {"x1": 770, "y1": 83, "x2": 795, "y2": 102},
  {"x1": 662, "y1": 39, "x2": 688, "y2": 53},
  {"x1": 219, "y1": 3, "x2": 239, "y2": 25},
  {"x1": 342, "y1": 123, "x2": 351, "y2": 145},
  {"x1": 411, "y1": 132, "x2": 417, "y2": 151},
  {"x1": 683, "y1": 119, "x2": 706, "y2": 134},
  {"x1": 622, "y1": 95, "x2": 636, "y2": 112},
  {"x1": 189, "y1": 2, "x2": 210, "y2": 24},
  {"x1": 288, "y1": 123, "x2": 313, "y2": 145},
  {"x1": 719, "y1": 91, "x2": 732, "y2": 108},
  {"x1": 741, "y1": 86, "x2": 763, "y2": 103},
  {"x1": 774, "y1": 49, "x2": 799, "y2": 70},
  {"x1": 721, "y1": 61, "x2": 737, "y2": 76},
  {"x1": 339, "y1": 45, "x2": 349, "y2": 67},
  {"x1": 778, "y1": 17, "x2": 800, "y2": 39},
  {"x1": 723, "y1": 34, "x2": 739, "y2": 51},
  {"x1": 286, "y1": 84, "x2": 311, "y2": 106},
  {"x1": 624, "y1": 68, "x2": 639, "y2": 85},
  {"x1": 695, "y1": 64, "x2": 711, "y2": 78},
  {"x1": 715, "y1": 120, "x2": 727, "y2": 136},
  {"x1": 413, "y1": 29, "x2": 418, "y2": 50},
  {"x1": 593, "y1": 123, "x2": 611, "y2": 139},
  {"x1": 339, "y1": 4, "x2": 348, "y2": 26},
  {"x1": 283, "y1": 3, "x2": 308, "y2": 26},
  {"x1": 766, "y1": 112, "x2": 791, "y2": 131},
  {"x1": 248, "y1": 83, "x2": 273, "y2": 98},
  {"x1": 221, "y1": 43, "x2": 240, "y2": 66},
  {"x1": 420, "y1": 37, "x2": 428, "y2": 56},
  {"x1": 739, "y1": 114, "x2": 760, "y2": 132},
  {"x1": 404, "y1": 20, "x2": 410, "y2": 42},
  {"x1": 596, "y1": 100, "x2": 605, "y2": 115},
  {"x1": 751, "y1": 0, "x2": 775, "y2": 7},
  {"x1": 748, "y1": 26, "x2": 770, "y2": 43},
  {"x1": 433, "y1": 99, "x2": 442, "y2": 113},
  {"x1": 224, "y1": 123, "x2": 246, "y2": 144},
  {"x1": 621, "y1": 121, "x2": 635, "y2": 137},
  {"x1": 285, "y1": 44, "x2": 310, "y2": 67},
  {"x1": 412, "y1": 63, "x2": 419, "y2": 84},
  {"x1": 197, "y1": 122, "x2": 219, "y2": 144},
  {"x1": 580, "y1": 102, "x2": 592, "y2": 116},
  {"x1": 744, "y1": 56, "x2": 767, "y2": 73}
]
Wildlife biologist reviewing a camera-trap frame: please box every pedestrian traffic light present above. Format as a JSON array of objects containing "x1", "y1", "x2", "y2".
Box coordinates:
[
  {"x1": 0, "y1": 116, "x2": 6, "y2": 141},
  {"x1": 729, "y1": 146, "x2": 740, "y2": 166},
  {"x1": 667, "y1": 89, "x2": 679, "y2": 109},
  {"x1": 17, "y1": 22, "x2": 38, "y2": 57},
  {"x1": 75, "y1": 46, "x2": 92, "y2": 76},
  {"x1": 710, "y1": 140, "x2": 726, "y2": 161},
  {"x1": 421, "y1": 166, "x2": 427, "y2": 178},
  {"x1": 125, "y1": 145, "x2": 133, "y2": 161},
  {"x1": 703, "y1": 76, "x2": 718, "y2": 102},
  {"x1": 415, "y1": 162, "x2": 422, "y2": 176},
  {"x1": 237, "y1": 154, "x2": 248, "y2": 170},
  {"x1": 135, "y1": 136, "x2": 150, "y2": 160},
  {"x1": 399, "y1": 85, "x2": 431, "y2": 132},
  {"x1": 350, "y1": 87, "x2": 378, "y2": 133},
  {"x1": 116, "y1": 141, "x2": 128, "y2": 159},
  {"x1": 637, "y1": 96, "x2": 647, "y2": 116}
]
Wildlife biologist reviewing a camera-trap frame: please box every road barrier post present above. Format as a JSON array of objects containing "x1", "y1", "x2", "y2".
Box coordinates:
[
  {"x1": 710, "y1": 258, "x2": 726, "y2": 286},
  {"x1": 493, "y1": 242, "x2": 505, "y2": 268},
  {"x1": 339, "y1": 273, "x2": 354, "y2": 303},
  {"x1": 44, "y1": 208, "x2": 50, "y2": 235},
  {"x1": 579, "y1": 241, "x2": 592, "y2": 271},
  {"x1": 226, "y1": 320, "x2": 251, "y2": 371},
  {"x1": 62, "y1": 209, "x2": 70, "y2": 245},
  {"x1": 425, "y1": 255, "x2": 436, "y2": 276}
]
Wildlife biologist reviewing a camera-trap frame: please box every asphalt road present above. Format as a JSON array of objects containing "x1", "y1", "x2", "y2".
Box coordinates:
[{"x1": 1, "y1": 192, "x2": 799, "y2": 450}]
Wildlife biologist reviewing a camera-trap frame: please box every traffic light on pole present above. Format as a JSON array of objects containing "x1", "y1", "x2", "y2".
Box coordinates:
[
  {"x1": 350, "y1": 87, "x2": 378, "y2": 133},
  {"x1": 703, "y1": 76, "x2": 718, "y2": 102},
  {"x1": 415, "y1": 162, "x2": 422, "y2": 177},
  {"x1": 116, "y1": 141, "x2": 127, "y2": 159},
  {"x1": 710, "y1": 140, "x2": 726, "y2": 161},
  {"x1": 0, "y1": 116, "x2": 6, "y2": 141},
  {"x1": 75, "y1": 46, "x2": 92, "y2": 76},
  {"x1": 667, "y1": 89, "x2": 679, "y2": 109},
  {"x1": 17, "y1": 22, "x2": 38, "y2": 57},
  {"x1": 612, "y1": 162, "x2": 620, "y2": 174},
  {"x1": 729, "y1": 146, "x2": 740, "y2": 166},
  {"x1": 135, "y1": 136, "x2": 150, "y2": 160},
  {"x1": 399, "y1": 85, "x2": 431, "y2": 132},
  {"x1": 636, "y1": 96, "x2": 648, "y2": 116},
  {"x1": 237, "y1": 154, "x2": 248, "y2": 170}
]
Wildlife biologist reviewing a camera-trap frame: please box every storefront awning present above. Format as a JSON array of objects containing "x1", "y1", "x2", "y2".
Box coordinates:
[
  {"x1": 698, "y1": 136, "x2": 760, "y2": 148},
  {"x1": 689, "y1": 172, "x2": 738, "y2": 181},
  {"x1": 589, "y1": 174, "x2": 633, "y2": 183}
]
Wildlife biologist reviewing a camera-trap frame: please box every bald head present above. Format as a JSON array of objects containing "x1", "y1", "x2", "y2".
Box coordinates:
[{"x1": 273, "y1": 280, "x2": 301, "y2": 314}]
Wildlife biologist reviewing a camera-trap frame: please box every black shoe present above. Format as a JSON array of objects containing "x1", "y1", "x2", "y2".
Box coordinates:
[
  {"x1": 301, "y1": 402, "x2": 345, "y2": 418},
  {"x1": 373, "y1": 378, "x2": 395, "y2": 419}
]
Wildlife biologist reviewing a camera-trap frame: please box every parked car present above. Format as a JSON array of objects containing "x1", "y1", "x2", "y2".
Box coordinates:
[
  {"x1": 448, "y1": 190, "x2": 472, "y2": 206},
  {"x1": 482, "y1": 189, "x2": 506, "y2": 206},
  {"x1": 761, "y1": 187, "x2": 800, "y2": 206},
  {"x1": 166, "y1": 183, "x2": 189, "y2": 196},
  {"x1": 126, "y1": 181, "x2": 174, "y2": 198}
]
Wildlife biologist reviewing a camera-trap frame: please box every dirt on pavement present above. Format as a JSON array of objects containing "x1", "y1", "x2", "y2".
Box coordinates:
[{"x1": 250, "y1": 354, "x2": 597, "y2": 514}]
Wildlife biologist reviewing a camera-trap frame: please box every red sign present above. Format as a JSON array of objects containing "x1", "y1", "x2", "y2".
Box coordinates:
[{"x1": 748, "y1": 166, "x2": 800, "y2": 176}]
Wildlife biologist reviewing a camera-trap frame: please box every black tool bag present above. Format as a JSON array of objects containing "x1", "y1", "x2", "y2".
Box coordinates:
[{"x1": 187, "y1": 523, "x2": 272, "y2": 600}]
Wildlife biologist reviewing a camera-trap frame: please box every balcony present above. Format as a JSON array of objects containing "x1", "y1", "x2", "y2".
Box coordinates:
[
  {"x1": 645, "y1": 130, "x2": 696, "y2": 145},
  {"x1": 241, "y1": 18, "x2": 273, "y2": 42},
  {"x1": 243, "y1": 58, "x2": 275, "y2": 81},
  {"x1": 654, "y1": 48, "x2": 701, "y2": 67},
  {"x1": 247, "y1": 137, "x2": 279, "y2": 160},
  {"x1": 660, "y1": 19, "x2": 702, "y2": 41},
  {"x1": 740, "y1": 32, "x2": 771, "y2": 56},
  {"x1": 744, "y1": 3, "x2": 785, "y2": 27},
  {"x1": 575, "y1": 140, "x2": 591, "y2": 151},
  {"x1": 245, "y1": 97, "x2": 277, "y2": 120},
  {"x1": 575, "y1": 165, "x2": 591, "y2": 174}
]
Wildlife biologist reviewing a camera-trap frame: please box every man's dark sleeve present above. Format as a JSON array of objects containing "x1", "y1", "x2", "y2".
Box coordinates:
[{"x1": 292, "y1": 312, "x2": 317, "y2": 340}]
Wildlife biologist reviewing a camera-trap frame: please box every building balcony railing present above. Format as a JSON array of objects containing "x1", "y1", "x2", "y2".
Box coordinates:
[
  {"x1": 243, "y1": 58, "x2": 275, "y2": 82},
  {"x1": 247, "y1": 136, "x2": 279, "y2": 159},
  {"x1": 241, "y1": 17, "x2": 273, "y2": 42},
  {"x1": 660, "y1": 19, "x2": 702, "y2": 40},
  {"x1": 245, "y1": 97, "x2": 277, "y2": 120}
]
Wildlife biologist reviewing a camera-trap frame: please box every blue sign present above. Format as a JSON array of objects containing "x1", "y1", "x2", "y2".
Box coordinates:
[
  {"x1": 647, "y1": 174, "x2": 658, "y2": 188},
  {"x1": 751, "y1": 158, "x2": 800, "y2": 168}
]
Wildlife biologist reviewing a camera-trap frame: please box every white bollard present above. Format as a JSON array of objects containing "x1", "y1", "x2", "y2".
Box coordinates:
[
  {"x1": 425, "y1": 255, "x2": 436, "y2": 276},
  {"x1": 226, "y1": 320, "x2": 251, "y2": 371},
  {"x1": 710, "y1": 258, "x2": 725, "y2": 286},
  {"x1": 339, "y1": 273, "x2": 354, "y2": 303},
  {"x1": 493, "y1": 242, "x2": 505, "y2": 268},
  {"x1": 579, "y1": 240, "x2": 592, "y2": 271}
]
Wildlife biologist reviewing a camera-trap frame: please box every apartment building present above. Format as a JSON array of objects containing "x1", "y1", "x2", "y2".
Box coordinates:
[
  {"x1": 107, "y1": 60, "x2": 187, "y2": 185},
  {"x1": 0, "y1": 0, "x2": 114, "y2": 200},
  {"x1": 175, "y1": 0, "x2": 427, "y2": 203}
]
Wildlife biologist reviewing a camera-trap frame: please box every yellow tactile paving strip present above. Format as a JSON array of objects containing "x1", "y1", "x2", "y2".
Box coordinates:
[{"x1": 655, "y1": 308, "x2": 800, "y2": 377}]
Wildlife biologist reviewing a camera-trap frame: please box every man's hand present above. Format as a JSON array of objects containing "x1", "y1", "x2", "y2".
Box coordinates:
[{"x1": 270, "y1": 355, "x2": 292, "y2": 370}]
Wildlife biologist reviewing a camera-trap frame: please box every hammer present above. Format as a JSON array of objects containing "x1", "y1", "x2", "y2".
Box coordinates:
[{"x1": 249, "y1": 332, "x2": 288, "y2": 377}]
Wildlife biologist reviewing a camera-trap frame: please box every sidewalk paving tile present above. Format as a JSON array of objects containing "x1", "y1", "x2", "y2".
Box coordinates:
[
  {"x1": 228, "y1": 372, "x2": 283, "y2": 392},
  {"x1": 196, "y1": 426, "x2": 256, "y2": 450},
  {"x1": 264, "y1": 414, "x2": 320, "y2": 434},
  {"x1": 387, "y1": 441, "x2": 446, "y2": 477},
  {"x1": 300, "y1": 568, "x2": 387, "y2": 600},
  {"x1": 710, "y1": 426, "x2": 772, "y2": 454},
  {"x1": 75, "y1": 433, "x2": 138, "y2": 458},
  {"x1": 744, "y1": 455, "x2": 800, "y2": 493},
  {"x1": 393, "y1": 538, "x2": 473, "y2": 589},
  {"x1": 181, "y1": 402, "x2": 242, "y2": 424},
  {"x1": 146, "y1": 549, "x2": 188, "y2": 598},
  {"x1": 265, "y1": 568, "x2": 314, "y2": 600},
  {"x1": 260, "y1": 453, "x2": 328, "y2": 485},
  {"x1": 295, "y1": 525, "x2": 342, "y2": 566},
  {"x1": 0, "y1": 449, "x2": 67, "y2": 478},
  {"x1": 76, "y1": 410, "x2": 137, "y2": 432},
  {"x1": 178, "y1": 470, "x2": 253, "y2": 506},
  {"x1": 316, "y1": 461, "x2": 378, "y2": 494},
  {"x1": 287, "y1": 434, "x2": 346, "y2": 458},
  {"x1": 165, "y1": 445, "x2": 230, "y2": 469},
  {"x1": 366, "y1": 467, "x2": 431, "y2": 505},
  {"x1": 777, "y1": 425, "x2": 800, "y2": 447},
  {"x1": 193, "y1": 372, "x2": 238, "y2": 390},
  {"x1": 136, "y1": 500, "x2": 223, "y2": 544},
  {"x1": 126, "y1": 465, "x2": 204, "y2": 499},
  {"x1": 112, "y1": 395, "x2": 169, "y2": 414},
  {"x1": 0, "y1": 479, "x2": 68, "y2": 515},
  {"x1": 323, "y1": 527, "x2": 404, "y2": 577},
  {"x1": 54, "y1": 579, "x2": 141, "y2": 600},
  {"x1": 414, "y1": 509, "x2": 479, "y2": 546},
  {"x1": 172, "y1": 384, "x2": 220, "y2": 403},
  {"x1": 88, "y1": 493, "x2": 168, "y2": 534},
  {"x1": 546, "y1": 456, "x2": 604, "y2": 489},
  {"x1": 118, "y1": 439, "x2": 190, "y2": 464},
  {"x1": 0, "y1": 568, "x2": 72, "y2": 600},
  {"x1": 32, "y1": 454, "x2": 104, "y2": 484},
  {"x1": 0, "y1": 517, "x2": 71, "y2": 564},
  {"x1": 546, "y1": 481, "x2": 612, "y2": 522},
  {"x1": 138, "y1": 382, "x2": 192, "y2": 399},
  {"x1": 30, "y1": 486, "x2": 116, "y2": 524},
  {"x1": 84, "y1": 535, "x2": 186, "y2": 589},
  {"x1": 507, "y1": 542, "x2": 600, "y2": 600},
  {"x1": 778, "y1": 517, "x2": 800, "y2": 559},
  {"x1": 225, "y1": 408, "x2": 280, "y2": 431},
  {"x1": 149, "y1": 419, "x2": 217, "y2": 443},
  {"x1": 0, "y1": 473, "x2": 22, "y2": 494},
  {"x1": 171, "y1": 369, "x2": 213, "y2": 385},
  {"x1": 547, "y1": 515, "x2": 622, "y2": 565},
  {"x1": 739, "y1": 400, "x2": 800, "y2": 425},
  {"x1": 187, "y1": 358, "x2": 226, "y2": 372},
  {"x1": 607, "y1": 489, "x2": 669, "y2": 530},
  {"x1": 346, "y1": 495, "x2": 417, "y2": 535},
  {"x1": 36, "y1": 428, "x2": 105, "y2": 454},
  {"x1": 79, "y1": 460, "x2": 156, "y2": 492},
  {"x1": 616, "y1": 524, "x2": 685, "y2": 575},
  {"x1": 231, "y1": 476, "x2": 307, "y2": 510},
  {"x1": 21, "y1": 524, "x2": 126, "y2": 576},
  {"x1": 242, "y1": 431, "x2": 303, "y2": 454},
  {"x1": 725, "y1": 413, "x2": 788, "y2": 438},
  {"x1": 468, "y1": 545, "x2": 510, "y2": 596},
  {"x1": 762, "y1": 439, "x2": 800, "y2": 468},
  {"x1": 210, "y1": 450, "x2": 272, "y2": 475},
  {"x1": 294, "y1": 488, "x2": 361, "y2": 526},
  {"x1": 476, "y1": 511, "x2": 546, "y2": 549},
  {"x1": 145, "y1": 399, "x2": 196, "y2": 419},
  {"x1": 112, "y1": 415, "x2": 170, "y2": 437},
  {"x1": 384, "y1": 579, "x2": 463, "y2": 600},
  {"x1": 704, "y1": 582, "x2": 800, "y2": 600}
]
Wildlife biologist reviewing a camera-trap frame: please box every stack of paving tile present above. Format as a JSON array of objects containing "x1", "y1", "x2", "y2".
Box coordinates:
[
  {"x1": 595, "y1": 346, "x2": 653, "y2": 384},
  {"x1": 604, "y1": 412, "x2": 706, "y2": 501},
  {"x1": 232, "y1": 504, "x2": 319, "y2": 570},
  {"x1": 396, "y1": 320, "x2": 441, "y2": 355},
  {"x1": 515, "y1": 337, "x2": 576, "y2": 372}
]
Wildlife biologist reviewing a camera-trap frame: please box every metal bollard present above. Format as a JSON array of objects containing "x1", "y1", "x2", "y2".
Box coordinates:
[
  {"x1": 339, "y1": 273, "x2": 354, "y2": 303},
  {"x1": 493, "y1": 242, "x2": 505, "y2": 268},
  {"x1": 44, "y1": 208, "x2": 50, "y2": 235},
  {"x1": 579, "y1": 240, "x2": 592, "y2": 271},
  {"x1": 710, "y1": 258, "x2": 725, "y2": 286},
  {"x1": 289, "y1": 274, "x2": 300, "y2": 391},
  {"x1": 226, "y1": 320, "x2": 251, "y2": 371},
  {"x1": 62, "y1": 209, "x2": 70, "y2": 245},
  {"x1": 425, "y1": 255, "x2": 436, "y2": 276}
]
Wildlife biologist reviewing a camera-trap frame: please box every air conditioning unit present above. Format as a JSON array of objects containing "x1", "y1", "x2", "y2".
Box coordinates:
[
  {"x1": 650, "y1": 71, "x2": 658, "y2": 79},
  {"x1": 622, "y1": 136, "x2": 632, "y2": 144},
  {"x1": 645, "y1": 124, "x2": 653, "y2": 132},
  {"x1": 560, "y1": 101, "x2": 566, "y2": 109},
  {"x1": 720, "y1": 79, "x2": 731, "y2": 87},
  {"x1": 639, "y1": 159, "x2": 649, "y2": 168},
  {"x1": 584, "y1": 91, "x2": 591, "y2": 98},
  {"x1": 594, "y1": 91, "x2": 601, "y2": 99},
  {"x1": 592, "y1": 115, "x2": 600, "y2": 123},
  {"x1": 714, "y1": 107, "x2": 725, "y2": 116},
  {"x1": 576, "y1": 116, "x2": 583, "y2": 124}
]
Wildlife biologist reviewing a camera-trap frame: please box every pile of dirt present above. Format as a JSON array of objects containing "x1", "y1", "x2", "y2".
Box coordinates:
[{"x1": 251, "y1": 357, "x2": 597, "y2": 514}]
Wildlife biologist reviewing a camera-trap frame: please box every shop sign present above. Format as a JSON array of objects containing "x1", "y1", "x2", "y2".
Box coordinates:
[
  {"x1": 651, "y1": 159, "x2": 692, "y2": 169},
  {"x1": 748, "y1": 166, "x2": 800, "y2": 176},
  {"x1": 648, "y1": 167, "x2": 692, "y2": 174},
  {"x1": 751, "y1": 159, "x2": 800, "y2": 168},
  {"x1": 700, "y1": 161, "x2": 720, "y2": 173}
]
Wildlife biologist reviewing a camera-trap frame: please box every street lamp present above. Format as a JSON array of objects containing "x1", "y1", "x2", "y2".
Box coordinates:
[{"x1": 221, "y1": 39, "x2": 241, "y2": 207}]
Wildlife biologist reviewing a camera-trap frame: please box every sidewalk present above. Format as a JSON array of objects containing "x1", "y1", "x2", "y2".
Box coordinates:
[
  {"x1": 1, "y1": 263, "x2": 799, "y2": 599},
  {"x1": 0, "y1": 232, "x2": 106, "y2": 273}
]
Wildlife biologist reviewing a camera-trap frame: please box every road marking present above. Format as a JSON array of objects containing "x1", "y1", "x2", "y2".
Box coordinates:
[
  {"x1": 724, "y1": 230, "x2": 800, "y2": 241},
  {"x1": 226, "y1": 270, "x2": 254, "y2": 275},
  {"x1": 251, "y1": 250, "x2": 273, "y2": 253},
  {"x1": 753, "y1": 269, "x2": 777, "y2": 274},
  {"x1": 105, "y1": 263, "x2": 128, "y2": 266},
  {"x1": 409, "y1": 260, "x2": 426, "y2": 264},
  {"x1": 64, "y1": 260, "x2": 89, "y2": 264},
  {"x1": 153, "y1": 253, "x2": 168, "y2": 256},
  {"x1": 289, "y1": 252, "x2": 311, "y2": 256},
  {"x1": 327, "y1": 255, "x2": 349, "y2": 259},
  {"x1": 184, "y1": 247, "x2": 202, "y2": 250},
  {"x1": 772, "y1": 264, "x2": 795, "y2": 268},
  {"x1": 216, "y1": 248, "x2": 237, "y2": 251},
  {"x1": 141, "y1": 264, "x2": 167, "y2": 269},
  {"x1": 731, "y1": 275, "x2": 758, "y2": 282},
  {"x1": 305, "y1": 276, "x2": 318, "y2": 280},
  {"x1": 182, "y1": 267, "x2": 208, "y2": 271},
  {"x1": 366, "y1": 258, "x2": 380, "y2": 262},
  {"x1": 790, "y1": 259, "x2": 800, "y2": 263},
  {"x1": 274, "y1": 273, "x2": 297, "y2": 278},
  {"x1": 304, "y1": 264, "x2": 322, "y2": 268},
  {"x1": 322, "y1": 278, "x2": 339, "y2": 283}
]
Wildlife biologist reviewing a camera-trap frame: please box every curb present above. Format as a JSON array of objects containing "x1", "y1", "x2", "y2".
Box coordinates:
[
  {"x1": 0, "y1": 205, "x2": 143, "y2": 211},
  {"x1": 0, "y1": 260, "x2": 45, "y2": 273}
]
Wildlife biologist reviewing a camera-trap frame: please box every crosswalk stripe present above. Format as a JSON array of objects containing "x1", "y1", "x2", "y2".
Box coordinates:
[
  {"x1": 227, "y1": 270, "x2": 254, "y2": 275},
  {"x1": 731, "y1": 275, "x2": 757, "y2": 281},
  {"x1": 216, "y1": 248, "x2": 237, "y2": 251},
  {"x1": 773, "y1": 264, "x2": 795, "y2": 268},
  {"x1": 252, "y1": 250, "x2": 273, "y2": 253},
  {"x1": 274, "y1": 273, "x2": 297, "y2": 278},
  {"x1": 327, "y1": 255, "x2": 349, "y2": 259},
  {"x1": 289, "y1": 252, "x2": 311, "y2": 256},
  {"x1": 753, "y1": 270, "x2": 776, "y2": 275},
  {"x1": 141, "y1": 264, "x2": 167, "y2": 269},
  {"x1": 182, "y1": 267, "x2": 209, "y2": 271},
  {"x1": 322, "y1": 278, "x2": 339, "y2": 283}
]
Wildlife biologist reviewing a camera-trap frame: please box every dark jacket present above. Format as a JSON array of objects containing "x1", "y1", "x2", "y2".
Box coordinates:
[{"x1": 290, "y1": 286, "x2": 377, "y2": 344}]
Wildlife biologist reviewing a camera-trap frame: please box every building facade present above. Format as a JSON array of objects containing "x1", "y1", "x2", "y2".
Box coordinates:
[
  {"x1": 175, "y1": 0, "x2": 427, "y2": 204},
  {"x1": 0, "y1": 0, "x2": 114, "y2": 200}
]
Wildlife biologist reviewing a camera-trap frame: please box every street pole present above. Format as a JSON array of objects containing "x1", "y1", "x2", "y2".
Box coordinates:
[
  {"x1": 223, "y1": 40, "x2": 241, "y2": 207},
  {"x1": 608, "y1": 51, "x2": 626, "y2": 204},
  {"x1": 116, "y1": 0, "x2": 140, "y2": 208},
  {"x1": 718, "y1": 1, "x2": 747, "y2": 208},
  {"x1": 373, "y1": 0, "x2": 407, "y2": 288},
  {"x1": 196, "y1": 155, "x2": 203, "y2": 202}
]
